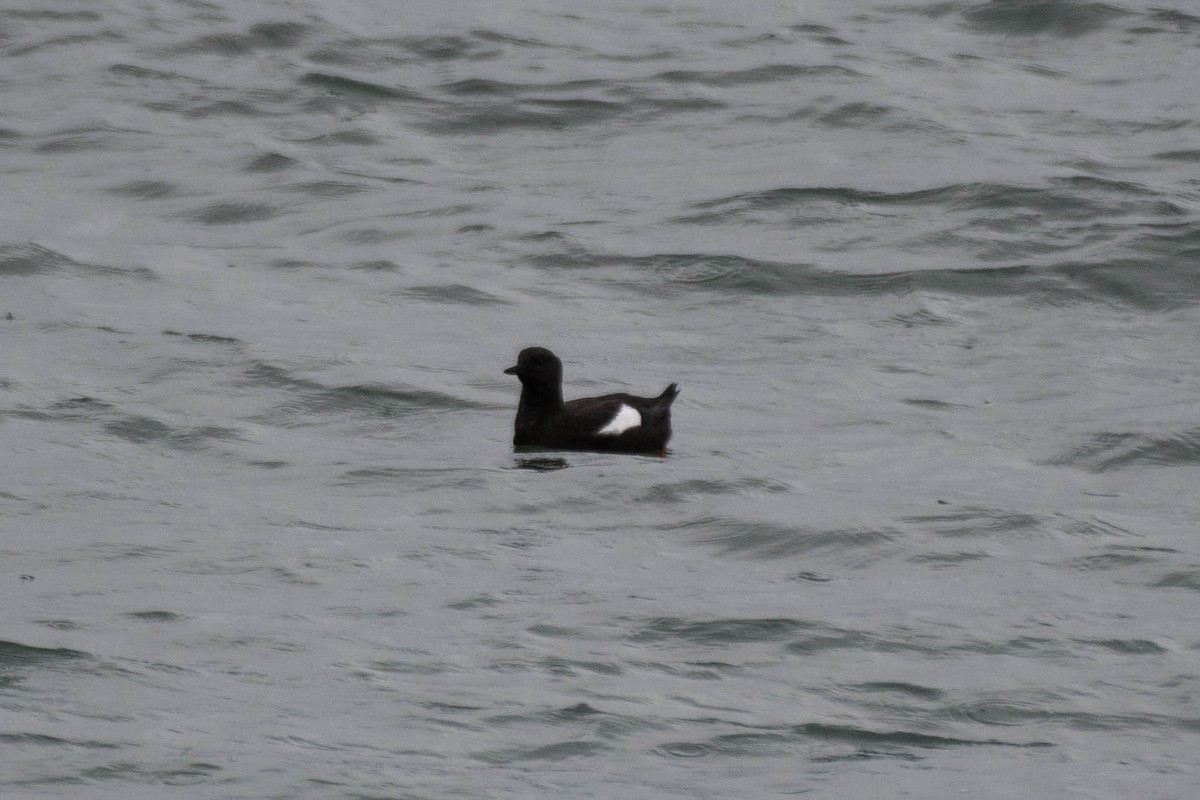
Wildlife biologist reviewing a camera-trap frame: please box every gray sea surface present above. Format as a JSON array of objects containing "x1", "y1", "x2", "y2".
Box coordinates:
[{"x1": 3, "y1": 0, "x2": 1200, "y2": 797}]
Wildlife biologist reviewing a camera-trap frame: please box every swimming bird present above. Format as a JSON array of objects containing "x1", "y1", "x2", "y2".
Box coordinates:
[{"x1": 504, "y1": 346, "x2": 679, "y2": 454}]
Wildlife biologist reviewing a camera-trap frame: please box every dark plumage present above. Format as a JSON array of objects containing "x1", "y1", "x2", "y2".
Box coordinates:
[{"x1": 504, "y1": 347, "x2": 679, "y2": 454}]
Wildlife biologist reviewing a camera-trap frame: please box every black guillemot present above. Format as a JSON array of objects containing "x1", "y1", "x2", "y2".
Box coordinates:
[{"x1": 504, "y1": 347, "x2": 679, "y2": 455}]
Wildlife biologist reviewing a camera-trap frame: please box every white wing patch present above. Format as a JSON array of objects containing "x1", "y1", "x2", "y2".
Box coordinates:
[{"x1": 596, "y1": 404, "x2": 641, "y2": 436}]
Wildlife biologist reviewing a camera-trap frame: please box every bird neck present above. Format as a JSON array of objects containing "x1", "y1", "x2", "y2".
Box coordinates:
[{"x1": 518, "y1": 382, "x2": 563, "y2": 415}]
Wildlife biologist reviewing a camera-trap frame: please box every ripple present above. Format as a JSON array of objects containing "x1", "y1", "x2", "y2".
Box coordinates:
[
  {"x1": 402, "y1": 284, "x2": 510, "y2": 305},
  {"x1": 177, "y1": 22, "x2": 311, "y2": 56},
  {"x1": 654, "y1": 63, "x2": 860, "y2": 87},
  {"x1": 301, "y1": 71, "x2": 430, "y2": 103},
  {"x1": 0, "y1": 639, "x2": 90, "y2": 667},
  {"x1": 682, "y1": 515, "x2": 896, "y2": 560},
  {"x1": 656, "y1": 741, "x2": 711, "y2": 758},
  {"x1": 0, "y1": 243, "x2": 78, "y2": 275},
  {"x1": 959, "y1": 0, "x2": 1130, "y2": 38},
  {"x1": 476, "y1": 739, "x2": 608, "y2": 764},
  {"x1": 106, "y1": 179, "x2": 178, "y2": 199},
  {"x1": 901, "y1": 506, "x2": 1042, "y2": 537},
  {"x1": 794, "y1": 721, "x2": 1052, "y2": 749},
  {"x1": 187, "y1": 202, "x2": 281, "y2": 226},
  {"x1": 1048, "y1": 429, "x2": 1200, "y2": 471},
  {"x1": 630, "y1": 616, "x2": 808, "y2": 646}
]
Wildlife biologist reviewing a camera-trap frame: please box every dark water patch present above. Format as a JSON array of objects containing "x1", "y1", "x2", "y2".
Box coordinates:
[
  {"x1": 283, "y1": 180, "x2": 373, "y2": 197},
  {"x1": 630, "y1": 660, "x2": 744, "y2": 681},
  {"x1": 637, "y1": 477, "x2": 791, "y2": 504},
  {"x1": 471, "y1": 29, "x2": 554, "y2": 48},
  {"x1": 784, "y1": 626, "x2": 1083, "y2": 659},
  {"x1": 955, "y1": 694, "x2": 1185, "y2": 733},
  {"x1": 1067, "y1": 544, "x2": 1179, "y2": 573},
  {"x1": 954, "y1": 691, "x2": 1060, "y2": 726},
  {"x1": 178, "y1": 22, "x2": 310, "y2": 56},
  {"x1": 106, "y1": 180, "x2": 177, "y2": 200},
  {"x1": 1073, "y1": 638, "x2": 1166, "y2": 655},
  {"x1": 655, "y1": 741, "x2": 713, "y2": 758},
  {"x1": 910, "y1": 550, "x2": 991, "y2": 568},
  {"x1": 817, "y1": 101, "x2": 898, "y2": 128},
  {"x1": 421, "y1": 98, "x2": 626, "y2": 135},
  {"x1": 271, "y1": 257, "x2": 396, "y2": 271},
  {"x1": 161, "y1": 330, "x2": 243, "y2": 345},
  {"x1": 6, "y1": 32, "x2": 125, "y2": 60},
  {"x1": 630, "y1": 617, "x2": 808, "y2": 646},
  {"x1": 1129, "y1": 221, "x2": 1200, "y2": 259},
  {"x1": 903, "y1": 398, "x2": 971, "y2": 410},
  {"x1": 430, "y1": 76, "x2": 725, "y2": 133},
  {"x1": 1147, "y1": 146, "x2": 1200, "y2": 163},
  {"x1": 243, "y1": 364, "x2": 484, "y2": 427},
  {"x1": 850, "y1": 682, "x2": 947, "y2": 702},
  {"x1": 540, "y1": 657, "x2": 622, "y2": 677},
  {"x1": 901, "y1": 507, "x2": 1042, "y2": 537},
  {"x1": 528, "y1": 624, "x2": 583, "y2": 639},
  {"x1": 301, "y1": 72, "x2": 430, "y2": 103},
  {"x1": 0, "y1": 243, "x2": 78, "y2": 275},
  {"x1": 891, "y1": 308, "x2": 957, "y2": 327},
  {"x1": 475, "y1": 739, "x2": 607, "y2": 764},
  {"x1": 689, "y1": 731, "x2": 795, "y2": 758},
  {"x1": 4, "y1": 9, "x2": 101, "y2": 21},
  {"x1": 1057, "y1": 516, "x2": 1132, "y2": 538},
  {"x1": 1142, "y1": 9, "x2": 1200, "y2": 33},
  {"x1": 1150, "y1": 569, "x2": 1200, "y2": 592},
  {"x1": 243, "y1": 152, "x2": 298, "y2": 173},
  {"x1": 489, "y1": 703, "x2": 608, "y2": 728},
  {"x1": 681, "y1": 515, "x2": 895, "y2": 560},
  {"x1": 662, "y1": 719, "x2": 1053, "y2": 760},
  {"x1": 790, "y1": 571, "x2": 835, "y2": 582},
  {"x1": 1145, "y1": 149, "x2": 1200, "y2": 163},
  {"x1": 124, "y1": 611, "x2": 187, "y2": 623},
  {"x1": 687, "y1": 179, "x2": 1161, "y2": 225},
  {"x1": 960, "y1": 0, "x2": 1130, "y2": 38},
  {"x1": 401, "y1": 33, "x2": 496, "y2": 61},
  {"x1": 1048, "y1": 429, "x2": 1200, "y2": 472},
  {"x1": 169, "y1": 98, "x2": 286, "y2": 119},
  {"x1": 446, "y1": 594, "x2": 499, "y2": 610},
  {"x1": 795, "y1": 722, "x2": 1053, "y2": 750},
  {"x1": 108, "y1": 63, "x2": 200, "y2": 86},
  {"x1": 402, "y1": 284, "x2": 510, "y2": 305},
  {"x1": 0, "y1": 732, "x2": 119, "y2": 749},
  {"x1": 338, "y1": 226, "x2": 412, "y2": 244},
  {"x1": 683, "y1": 184, "x2": 945, "y2": 220},
  {"x1": 187, "y1": 201, "x2": 280, "y2": 226},
  {"x1": 1055, "y1": 257, "x2": 1200, "y2": 310},
  {"x1": 441, "y1": 77, "x2": 607, "y2": 97},
  {"x1": 79, "y1": 761, "x2": 222, "y2": 786},
  {"x1": 6, "y1": 396, "x2": 113, "y2": 424},
  {"x1": 33, "y1": 129, "x2": 123, "y2": 154},
  {"x1": 528, "y1": 249, "x2": 915, "y2": 297},
  {"x1": 103, "y1": 417, "x2": 172, "y2": 444},
  {"x1": 0, "y1": 640, "x2": 90, "y2": 668},
  {"x1": 283, "y1": 129, "x2": 382, "y2": 149},
  {"x1": 350, "y1": 259, "x2": 400, "y2": 271},
  {"x1": 655, "y1": 63, "x2": 860, "y2": 87},
  {"x1": 315, "y1": 384, "x2": 483, "y2": 416},
  {"x1": 785, "y1": 628, "x2": 879, "y2": 656},
  {"x1": 36, "y1": 619, "x2": 82, "y2": 631},
  {"x1": 104, "y1": 416, "x2": 241, "y2": 450}
]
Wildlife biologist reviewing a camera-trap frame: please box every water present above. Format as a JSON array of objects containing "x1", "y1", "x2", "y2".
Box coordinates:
[{"x1": 3, "y1": 0, "x2": 1199, "y2": 796}]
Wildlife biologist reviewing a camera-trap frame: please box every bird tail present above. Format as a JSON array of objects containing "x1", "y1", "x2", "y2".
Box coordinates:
[{"x1": 644, "y1": 384, "x2": 679, "y2": 426}]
